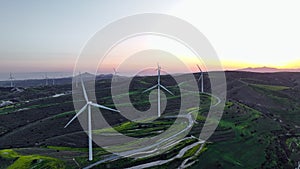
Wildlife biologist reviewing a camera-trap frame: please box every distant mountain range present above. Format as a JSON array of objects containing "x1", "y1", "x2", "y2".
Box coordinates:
[
  {"x1": 0, "y1": 73, "x2": 114, "y2": 88},
  {"x1": 236, "y1": 66, "x2": 300, "y2": 73}
]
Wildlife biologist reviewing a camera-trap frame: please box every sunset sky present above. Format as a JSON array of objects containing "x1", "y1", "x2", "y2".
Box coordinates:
[{"x1": 1, "y1": 0, "x2": 300, "y2": 74}]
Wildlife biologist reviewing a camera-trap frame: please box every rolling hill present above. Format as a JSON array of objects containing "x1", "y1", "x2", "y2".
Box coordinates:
[{"x1": 0, "y1": 71, "x2": 299, "y2": 168}]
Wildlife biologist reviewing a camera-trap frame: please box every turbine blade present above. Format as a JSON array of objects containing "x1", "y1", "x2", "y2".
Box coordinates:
[
  {"x1": 197, "y1": 64, "x2": 202, "y2": 72},
  {"x1": 159, "y1": 84, "x2": 174, "y2": 95},
  {"x1": 90, "y1": 102, "x2": 120, "y2": 113},
  {"x1": 80, "y1": 78, "x2": 89, "y2": 102},
  {"x1": 197, "y1": 74, "x2": 203, "y2": 82},
  {"x1": 64, "y1": 104, "x2": 88, "y2": 128},
  {"x1": 142, "y1": 84, "x2": 158, "y2": 93}
]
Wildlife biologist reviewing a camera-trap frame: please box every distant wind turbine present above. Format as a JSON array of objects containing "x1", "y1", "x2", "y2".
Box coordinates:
[
  {"x1": 45, "y1": 73, "x2": 48, "y2": 86},
  {"x1": 113, "y1": 68, "x2": 119, "y2": 76},
  {"x1": 64, "y1": 75, "x2": 120, "y2": 161},
  {"x1": 197, "y1": 64, "x2": 204, "y2": 93},
  {"x1": 143, "y1": 63, "x2": 174, "y2": 117},
  {"x1": 9, "y1": 73, "x2": 14, "y2": 87},
  {"x1": 75, "y1": 72, "x2": 81, "y2": 88},
  {"x1": 113, "y1": 68, "x2": 119, "y2": 82}
]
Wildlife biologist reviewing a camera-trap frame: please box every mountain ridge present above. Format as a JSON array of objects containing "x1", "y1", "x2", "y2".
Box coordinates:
[{"x1": 235, "y1": 66, "x2": 300, "y2": 73}]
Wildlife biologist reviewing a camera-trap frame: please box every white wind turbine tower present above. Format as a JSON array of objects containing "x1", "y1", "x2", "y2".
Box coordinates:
[
  {"x1": 197, "y1": 64, "x2": 204, "y2": 93},
  {"x1": 9, "y1": 73, "x2": 14, "y2": 87},
  {"x1": 143, "y1": 63, "x2": 174, "y2": 117},
  {"x1": 64, "y1": 75, "x2": 120, "y2": 161}
]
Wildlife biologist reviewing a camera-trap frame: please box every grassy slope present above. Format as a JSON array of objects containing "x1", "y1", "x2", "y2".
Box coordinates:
[
  {"x1": 1, "y1": 77, "x2": 299, "y2": 168},
  {"x1": 241, "y1": 79, "x2": 299, "y2": 126},
  {"x1": 249, "y1": 84, "x2": 290, "y2": 91},
  {"x1": 191, "y1": 101, "x2": 288, "y2": 169},
  {"x1": 0, "y1": 149, "x2": 65, "y2": 169}
]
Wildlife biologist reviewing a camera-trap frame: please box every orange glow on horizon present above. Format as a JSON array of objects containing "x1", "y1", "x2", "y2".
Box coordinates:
[
  {"x1": 220, "y1": 59, "x2": 300, "y2": 70},
  {"x1": 94, "y1": 57, "x2": 300, "y2": 74}
]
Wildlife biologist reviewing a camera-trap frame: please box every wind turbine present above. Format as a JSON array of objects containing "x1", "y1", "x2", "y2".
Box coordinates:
[
  {"x1": 75, "y1": 72, "x2": 80, "y2": 88},
  {"x1": 113, "y1": 68, "x2": 119, "y2": 76},
  {"x1": 197, "y1": 64, "x2": 204, "y2": 93},
  {"x1": 64, "y1": 76, "x2": 120, "y2": 161},
  {"x1": 113, "y1": 68, "x2": 119, "y2": 82},
  {"x1": 45, "y1": 73, "x2": 48, "y2": 86},
  {"x1": 143, "y1": 63, "x2": 174, "y2": 117},
  {"x1": 9, "y1": 73, "x2": 14, "y2": 87}
]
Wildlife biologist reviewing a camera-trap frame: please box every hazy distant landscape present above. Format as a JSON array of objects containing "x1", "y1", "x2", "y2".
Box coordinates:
[
  {"x1": 0, "y1": 71, "x2": 299, "y2": 169},
  {"x1": 236, "y1": 67, "x2": 300, "y2": 73},
  {"x1": 0, "y1": 72, "x2": 73, "y2": 81}
]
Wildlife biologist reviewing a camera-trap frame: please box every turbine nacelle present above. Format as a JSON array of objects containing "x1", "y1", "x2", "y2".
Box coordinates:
[
  {"x1": 143, "y1": 63, "x2": 174, "y2": 117},
  {"x1": 113, "y1": 68, "x2": 119, "y2": 75},
  {"x1": 156, "y1": 63, "x2": 162, "y2": 71}
]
